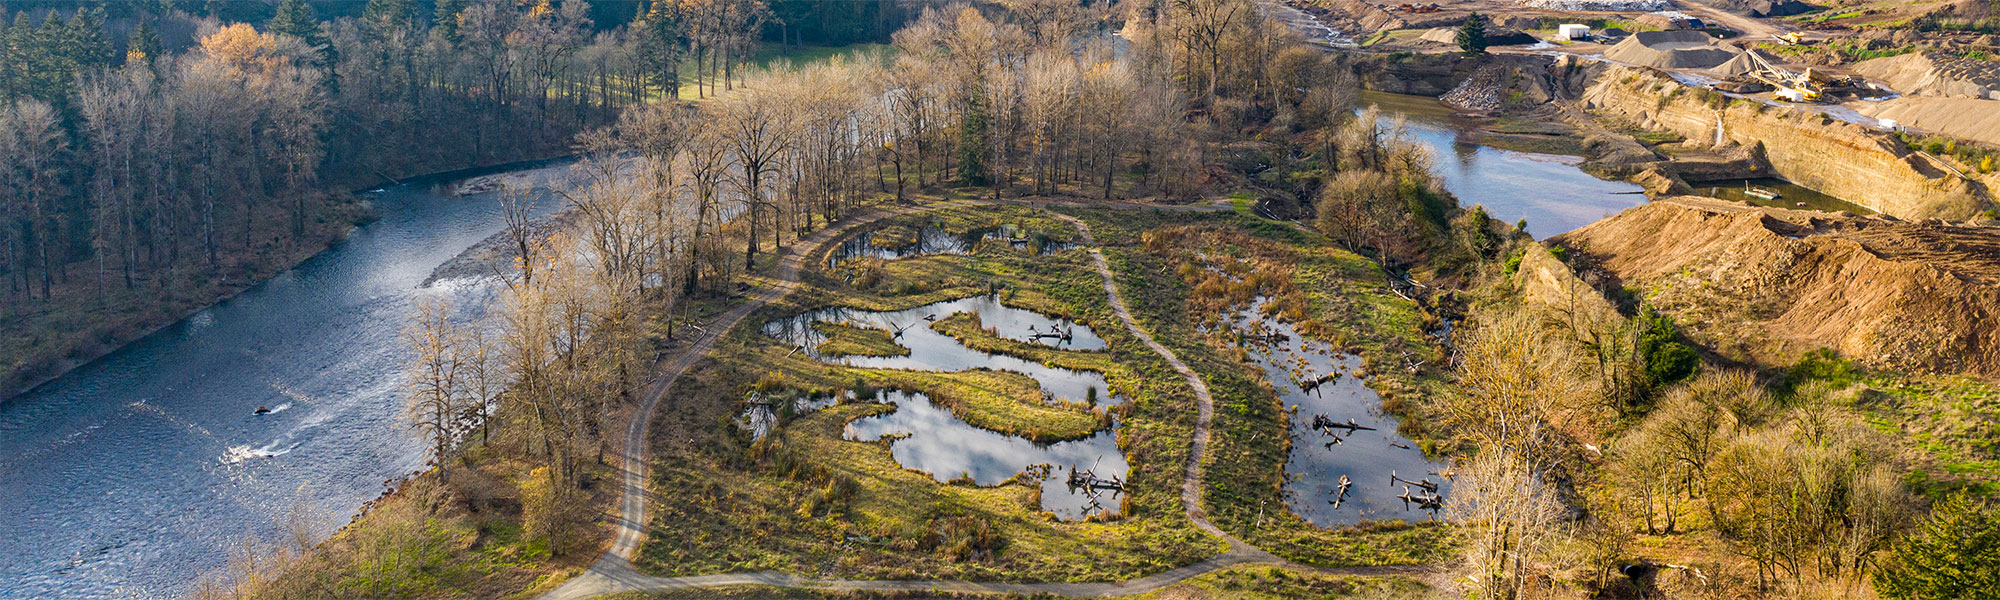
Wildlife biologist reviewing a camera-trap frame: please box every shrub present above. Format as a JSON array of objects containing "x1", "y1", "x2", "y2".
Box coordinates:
[
  {"x1": 1874, "y1": 493, "x2": 2000, "y2": 600},
  {"x1": 1787, "y1": 348, "x2": 1861, "y2": 391},
  {"x1": 1637, "y1": 308, "x2": 1699, "y2": 386}
]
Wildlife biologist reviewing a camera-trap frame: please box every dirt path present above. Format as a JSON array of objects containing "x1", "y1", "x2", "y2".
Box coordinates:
[{"x1": 535, "y1": 200, "x2": 1406, "y2": 600}]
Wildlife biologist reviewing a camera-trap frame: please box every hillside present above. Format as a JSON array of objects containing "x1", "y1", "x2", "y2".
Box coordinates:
[{"x1": 1553, "y1": 196, "x2": 2000, "y2": 376}]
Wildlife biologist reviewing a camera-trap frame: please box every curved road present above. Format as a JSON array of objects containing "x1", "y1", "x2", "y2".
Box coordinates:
[{"x1": 536, "y1": 200, "x2": 1411, "y2": 600}]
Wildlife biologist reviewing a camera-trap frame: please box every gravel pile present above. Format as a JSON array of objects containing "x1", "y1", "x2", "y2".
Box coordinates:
[{"x1": 1604, "y1": 30, "x2": 1736, "y2": 69}]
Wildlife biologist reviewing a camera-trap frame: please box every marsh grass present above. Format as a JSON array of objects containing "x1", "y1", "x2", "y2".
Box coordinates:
[
  {"x1": 1073, "y1": 208, "x2": 1456, "y2": 568},
  {"x1": 632, "y1": 202, "x2": 1219, "y2": 583}
]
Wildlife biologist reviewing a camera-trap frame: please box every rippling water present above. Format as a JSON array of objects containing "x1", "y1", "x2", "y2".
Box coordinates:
[{"x1": 0, "y1": 162, "x2": 569, "y2": 600}]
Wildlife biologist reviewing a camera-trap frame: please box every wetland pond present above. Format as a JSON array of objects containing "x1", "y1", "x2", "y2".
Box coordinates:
[
  {"x1": 828, "y1": 224, "x2": 1074, "y2": 268},
  {"x1": 1221, "y1": 299, "x2": 1452, "y2": 526},
  {"x1": 1366, "y1": 91, "x2": 1649, "y2": 239},
  {"x1": 757, "y1": 294, "x2": 1127, "y2": 520}
]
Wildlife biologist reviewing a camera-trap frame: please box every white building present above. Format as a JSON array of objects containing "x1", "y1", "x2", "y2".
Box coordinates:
[{"x1": 1558, "y1": 24, "x2": 1591, "y2": 40}]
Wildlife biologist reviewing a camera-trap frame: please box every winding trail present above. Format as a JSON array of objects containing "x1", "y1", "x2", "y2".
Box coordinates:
[{"x1": 536, "y1": 200, "x2": 1406, "y2": 600}]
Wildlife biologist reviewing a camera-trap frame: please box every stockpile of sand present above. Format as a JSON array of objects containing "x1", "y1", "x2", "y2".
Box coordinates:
[
  {"x1": 1708, "y1": 0, "x2": 1817, "y2": 17},
  {"x1": 1522, "y1": 0, "x2": 1670, "y2": 10},
  {"x1": 1603, "y1": 30, "x2": 1737, "y2": 69},
  {"x1": 1554, "y1": 197, "x2": 2000, "y2": 376},
  {"x1": 1708, "y1": 49, "x2": 1776, "y2": 77},
  {"x1": 1852, "y1": 52, "x2": 2000, "y2": 100},
  {"x1": 1852, "y1": 96, "x2": 2000, "y2": 146}
]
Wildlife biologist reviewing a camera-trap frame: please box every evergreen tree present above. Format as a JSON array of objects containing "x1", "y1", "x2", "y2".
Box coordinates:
[
  {"x1": 1457, "y1": 12, "x2": 1489, "y2": 55},
  {"x1": 958, "y1": 91, "x2": 989, "y2": 187},
  {"x1": 1875, "y1": 494, "x2": 2000, "y2": 600},
  {"x1": 269, "y1": 0, "x2": 323, "y2": 46},
  {"x1": 433, "y1": 0, "x2": 469, "y2": 44},
  {"x1": 126, "y1": 19, "x2": 162, "y2": 66},
  {"x1": 636, "y1": 0, "x2": 684, "y2": 98}
]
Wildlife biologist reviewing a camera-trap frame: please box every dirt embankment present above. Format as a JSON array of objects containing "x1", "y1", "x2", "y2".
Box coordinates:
[
  {"x1": 1581, "y1": 65, "x2": 1992, "y2": 220},
  {"x1": 1852, "y1": 52, "x2": 2000, "y2": 100},
  {"x1": 1554, "y1": 196, "x2": 2000, "y2": 377}
]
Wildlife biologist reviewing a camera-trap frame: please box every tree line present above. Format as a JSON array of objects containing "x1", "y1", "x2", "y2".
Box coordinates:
[
  {"x1": 378, "y1": 0, "x2": 1372, "y2": 564},
  {"x1": 0, "y1": 0, "x2": 783, "y2": 396}
]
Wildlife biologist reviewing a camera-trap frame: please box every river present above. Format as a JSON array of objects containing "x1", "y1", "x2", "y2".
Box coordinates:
[
  {"x1": 0, "y1": 94, "x2": 1650, "y2": 596},
  {"x1": 1364, "y1": 91, "x2": 1648, "y2": 238},
  {"x1": 0, "y1": 162, "x2": 569, "y2": 600}
]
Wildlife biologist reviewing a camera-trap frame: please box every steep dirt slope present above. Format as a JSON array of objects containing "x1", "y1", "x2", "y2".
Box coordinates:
[{"x1": 1553, "y1": 197, "x2": 2000, "y2": 376}]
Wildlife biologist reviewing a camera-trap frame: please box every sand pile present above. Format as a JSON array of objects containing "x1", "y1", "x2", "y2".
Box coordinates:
[
  {"x1": 1604, "y1": 30, "x2": 1736, "y2": 69},
  {"x1": 1708, "y1": 49, "x2": 1776, "y2": 77},
  {"x1": 1708, "y1": 0, "x2": 1817, "y2": 17},
  {"x1": 1553, "y1": 197, "x2": 2000, "y2": 376},
  {"x1": 1852, "y1": 96, "x2": 2000, "y2": 146},
  {"x1": 1852, "y1": 52, "x2": 2000, "y2": 100},
  {"x1": 1522, "y1": 0, "x2": 1670, "y2": 10}
]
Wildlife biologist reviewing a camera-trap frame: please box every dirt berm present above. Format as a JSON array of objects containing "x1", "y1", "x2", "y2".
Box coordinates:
[{"x1": 1553, "y1": 196, "x2": 2000, "y2": 377}]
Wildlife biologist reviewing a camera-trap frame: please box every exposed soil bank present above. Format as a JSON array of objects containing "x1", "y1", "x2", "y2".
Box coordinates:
[
  {"x1": 1581, "y1": 66, "x2": 1994, "y2": 220},
  {"x1": 1554, "y1": 196, "x2": 2000, "y2": 376}
]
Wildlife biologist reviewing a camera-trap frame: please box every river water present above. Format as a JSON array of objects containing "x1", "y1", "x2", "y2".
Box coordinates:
[
  {"x1": 0, "y1": 162, "x2": 569, "y2": 599},
  {"x1": 1365, "y1": 92, "x2": 1648, "y2": 239}
]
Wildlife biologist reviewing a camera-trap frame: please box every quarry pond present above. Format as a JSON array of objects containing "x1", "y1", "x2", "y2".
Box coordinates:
[
  {"x1": 758, "y1": 295, "x2": 1129, "y2": 520},
  {"x1": 1366, "y1": 91, "x2": 1649, "y2": 238},
  {"x1": 0, "y1": 162, "x2": 570, "y2": 599}
]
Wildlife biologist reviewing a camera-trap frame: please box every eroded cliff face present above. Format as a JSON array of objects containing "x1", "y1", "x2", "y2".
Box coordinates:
[
  {"x1": 1580, "y1": 66, "x2": 1991, "y2": 220},
  {"x1": 1554, "y1": 197, "x2": 2000, "y2": 377}
]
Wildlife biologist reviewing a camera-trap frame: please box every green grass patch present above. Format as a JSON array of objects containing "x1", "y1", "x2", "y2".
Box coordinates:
[{"x1": 813, "y1": 320, "x2": 910, "y2": 358}]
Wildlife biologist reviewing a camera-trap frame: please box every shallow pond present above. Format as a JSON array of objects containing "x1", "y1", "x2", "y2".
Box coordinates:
[
  {"x1": 845, "y1": 390, "x2": 1126, "y2": 521},
  {"x1": 762, "y1": 294, "x2": 1127, "y2": 520},
  {"x1": 1365, "y1": 91, "x2": 1649, "y2": 239},
  {"x1": 827, "y1": 225, "x2": 1073, "y2": 268},
  {"x1": 1222, "y1": 300, "x2": 1452, "y2": 526},
  {"x1": 763, "y1": 295, "x2": 1115, "y2": 403},
  {"x1": 1692, "y1": 177, "x2": 1875, "y2": 214}
]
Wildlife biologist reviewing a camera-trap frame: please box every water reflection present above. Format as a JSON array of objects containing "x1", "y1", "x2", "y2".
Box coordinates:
[
  {"x1": 0, "y1": 162, "x2": 571, "y2": 599},
  {"x1": 1220, "y1": 299, "x2": 1452, "y2": 526},
  {"x1": 1693, "y1": 177, "x2": 1874, "y2": 214},
  {"x1": 1365, "y1": 92, "x2": 1648, "y2": 239},
  {"x1": 828, "y1": 225, "x2": 1075, "y2": 268},
  {"x1": 846, "y1": 390, "x2": 1126, "y2": 521},
  {"x1": 762, "y1": 294, "x2": 1127, "y2": 520},
  {"x1": 763, "y1": 295, "x2": 1114, "y2": 403}
]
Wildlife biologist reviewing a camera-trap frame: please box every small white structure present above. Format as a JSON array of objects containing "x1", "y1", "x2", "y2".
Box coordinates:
[
  {"x1": 1879, "y1": 118, "x2": 1899, "y2": 130},
  {"x1": 1558, "y1": 24, "x2": 1592, "y2": 39}
]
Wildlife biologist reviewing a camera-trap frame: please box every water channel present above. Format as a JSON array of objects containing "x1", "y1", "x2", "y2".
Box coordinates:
[
  {"x1": 759, "y1": 293, "x2": 1127, "y2": 520},
  {"x1": 0, "y1": 162, "x2": 570, "y2": 599},
  {"x1": 1364, "y1": 91, "x2": 1650, "y2": 239}
]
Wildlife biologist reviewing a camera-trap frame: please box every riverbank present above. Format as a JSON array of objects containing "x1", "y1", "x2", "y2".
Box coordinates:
[{"x1": 0, "y1": 154, "x2": 576, "y2": 404}]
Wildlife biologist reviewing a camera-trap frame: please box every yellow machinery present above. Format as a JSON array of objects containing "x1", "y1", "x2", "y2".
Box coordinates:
[
  {"x1": 1747, "y1": 50, "x2": 1824, "y2": 102},
  {"x1": 1773, "y1": 32, "x2": 1808, "y2": 45}
]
